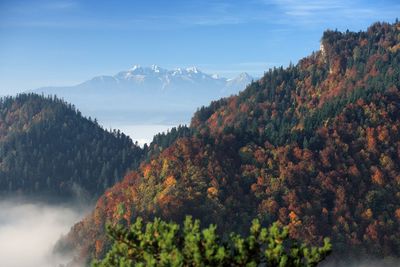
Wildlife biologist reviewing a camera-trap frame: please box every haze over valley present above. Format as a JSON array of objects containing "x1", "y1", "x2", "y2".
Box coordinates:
[
  {"x1": 33, "y1": 65, "x2": 253, "y2": 144},
  {"x1": 0, "y1": 198, "x2": 89, "y2": 267}
]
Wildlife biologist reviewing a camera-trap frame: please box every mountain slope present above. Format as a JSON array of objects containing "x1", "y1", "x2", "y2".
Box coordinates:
[
  {"x1": 60, "y1": 21, "x2": 400, "y2": 264},
  {"x1": 35, "y1": 66, "x2": 253, "y2": 126},
  {"x1": 0, "y1": 94, "x2": 143, "y2": 199}
]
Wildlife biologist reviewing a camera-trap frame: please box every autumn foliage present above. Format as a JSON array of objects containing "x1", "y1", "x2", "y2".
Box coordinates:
[{"x1": 59, "y1": 21, "x2": 400, "y2": 264}]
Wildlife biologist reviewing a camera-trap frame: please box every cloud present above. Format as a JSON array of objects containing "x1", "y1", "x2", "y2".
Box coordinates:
[
  {"x1": 0, "y1": 198, "x2": 89, "y2": 267},
  {"x1": 175, "y1": 0, "x2": 399, "y2": 29},
  {"x1": 185, "y1": 16, "x2": 244, "y2": 26},
  {"x1": 260, "y1": 0, "x2": 400, "y2": 26},
  {"x1": 0, "y1": 1, "x2": 255, "y2": 29},
  {"x1": 1, "y1": 0, "x2": 399, "y2": 30},
  {"x1": 272, "y1": 0, "x2": 345, "y2": 14}
]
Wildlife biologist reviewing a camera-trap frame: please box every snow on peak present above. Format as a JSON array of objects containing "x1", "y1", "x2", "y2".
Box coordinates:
[
  {"x1": 130, "y1": 64, "x2": 141, "y2": 71},
  {"x1": 226, "y1": 72, "x2": 253, "y2": 84},
  {"x1": 114, "y1": 65, "x2": 254, "y2": 87},
  {"x1": 186, "y1": 66, "x2": 200, "y2": 73},
  {"x1": 172, "y1": 68, "x2": 183, "y2": 76},
  {"x1": 151, "y1": 64, "x2": 161, "y2": 73}
]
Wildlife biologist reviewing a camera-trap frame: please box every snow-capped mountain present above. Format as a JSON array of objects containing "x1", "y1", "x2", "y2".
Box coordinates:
[
  {"x1": 34, "y1": 65, "x2": 253, "y2": 133},
  {"x1": 70, "y1": 65, "x2": 252, "y2": 93}
]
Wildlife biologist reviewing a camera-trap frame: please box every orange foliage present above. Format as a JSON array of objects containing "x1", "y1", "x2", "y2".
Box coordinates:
[
  {"x1": 95, "y1": 239, "x2": 103, "y2": 256},
  {"x1": 371, "y1": 167, "x2": 385, "y2": 186},
  {"x1": 377, "y1": 126, "x2": 389, "y2": 143},
  {"x1": 143, "y1": 165, "x2": 151, "y2": 178},
  {"x1": 362, "y1": 208, "x2": 373, "y2": 220},
  {"x1": 63, "y1": 23, "x2": 400, "y2": 262},
  {"x1": 348, "y1": 165, "x2": 360, "y2": 177},
  {"x1": 164, "y1": 175, "x2": 177, "y2": 187},
  {"x1": 289, "y1": 211, "x2": 298, "y2": 221},
  {"x1": 366, "y1": 127, "x2": 376, "y2": 151},
  {"x1": 207, "y1": 187, "x2": 219, "y2": 198}
]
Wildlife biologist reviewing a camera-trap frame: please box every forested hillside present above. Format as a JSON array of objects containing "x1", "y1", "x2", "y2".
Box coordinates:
[
  {"x1": 60, "y1": 21, "x2": 400, "y2": 264},
  {"x1": 0, "y1": 94, "x2": 143, "y2": 198}
]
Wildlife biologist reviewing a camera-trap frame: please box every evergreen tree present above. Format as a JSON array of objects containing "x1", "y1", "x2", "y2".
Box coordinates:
[{"x1": 93, "y1": 217, "x2": 331, "y2": 267}]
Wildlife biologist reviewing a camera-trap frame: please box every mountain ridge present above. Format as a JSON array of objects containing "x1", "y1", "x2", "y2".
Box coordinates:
[
  {"x1": 34, "y1": 65, "x2": 254, "y2": 127},
  {"x1": 0, "y1": 94, "x2": 144, "y2": 199},
  {"x1": 58, "y1": 21, "x2": 400, "y2": 265},
  {"x1": 69, "y1": 65, "x2": 252, "y2": 91}
]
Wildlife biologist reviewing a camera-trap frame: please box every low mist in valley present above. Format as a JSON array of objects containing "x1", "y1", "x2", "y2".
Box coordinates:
[
  {"x1": 105, "y1": 123, "x2": 173, "y2": 146},
  {"x1": 0, "y1": 198, "x2": 90, "y2": 267}
]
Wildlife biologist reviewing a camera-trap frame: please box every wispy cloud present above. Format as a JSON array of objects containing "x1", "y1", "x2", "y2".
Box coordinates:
[
  {"x1": 187, "y1": 16, "x2": 244, "y2": 26},
  {"x1": 178, "y1": 0, "x2": 399, "y2": 28},
  {"x1": 261, "y1": 0, "x2": 400, "y2": 26},
  {"x1": 0, "y1": 1, "x2": 259, "y2": 29},
  {"x1": 271, "y1": 0, "x2": 345, "y2": 15},
  {"x1": 0, "y1": 1, "x2": 398, "y2": 30},
  {"x1": 0, "y1": 14, "x2": 247, "y2": 30}
]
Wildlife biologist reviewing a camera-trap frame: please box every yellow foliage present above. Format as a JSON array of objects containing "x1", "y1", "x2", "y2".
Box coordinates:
[
  {"x1": 164, "y1": 175, "x2": 177, "y2": 187},
  {"x1": 389, "y1": 43, "x2": 400, "y2": 53},
  {"x1": 362, "y1": 208, "x2": 373, "y2": 220},
  {"x1": 161, "y1": 159, "x2": 169, "y2": 177}
]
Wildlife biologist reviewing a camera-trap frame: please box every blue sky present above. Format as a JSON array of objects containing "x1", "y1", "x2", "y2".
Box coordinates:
[{"x1": 0, "y1": 0, "x2": 399, "y2": 95}]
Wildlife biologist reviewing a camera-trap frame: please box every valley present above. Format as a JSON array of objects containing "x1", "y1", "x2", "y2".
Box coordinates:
[{"x1": 0, "y1": 198, "x2": 90, "y2": 267}]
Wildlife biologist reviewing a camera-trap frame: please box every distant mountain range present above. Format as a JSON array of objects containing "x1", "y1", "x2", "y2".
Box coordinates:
[{"x1": 34, "y1": 65, "x2": 253, "y2": 126}]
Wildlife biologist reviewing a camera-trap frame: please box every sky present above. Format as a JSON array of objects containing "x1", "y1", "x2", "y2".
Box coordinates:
[{"x1": 0, "y1": 0, "x2": 399, "y2": 95}]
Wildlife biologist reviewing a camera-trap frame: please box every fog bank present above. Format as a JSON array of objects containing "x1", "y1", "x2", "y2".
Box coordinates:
[
  {"x1": 107, "y1": 123, "x2": 173, "y2": 146},
  {"x1": 0, "y1": 198, "x2": 90, "y2": 267}
]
